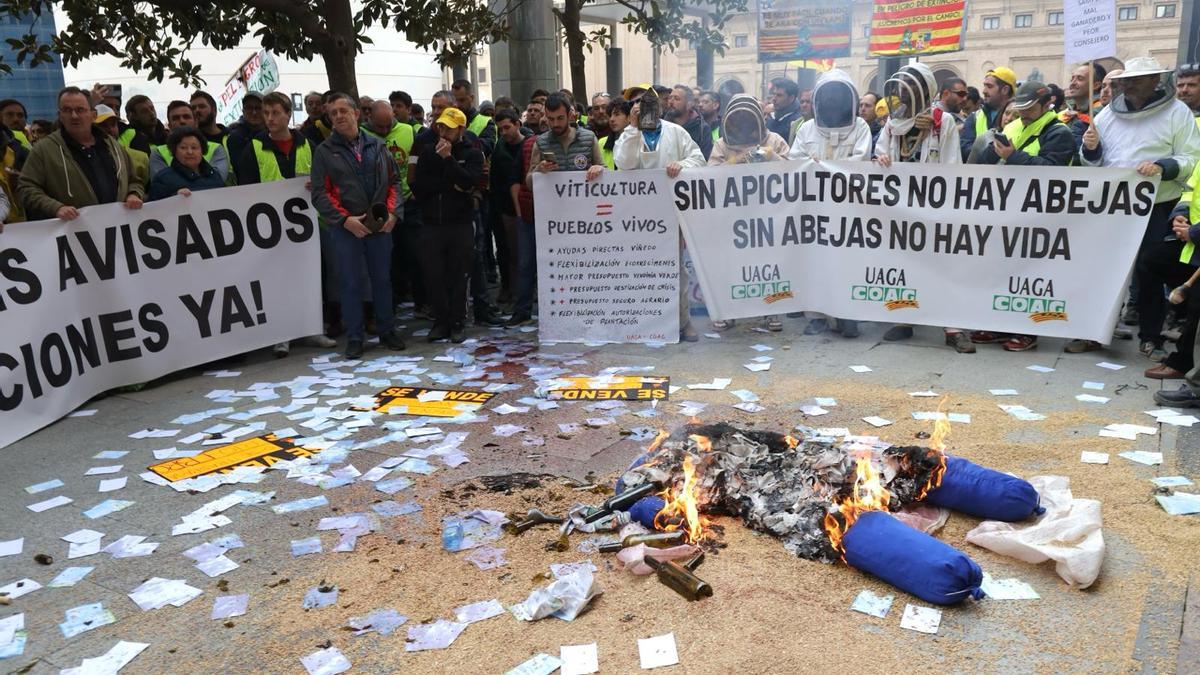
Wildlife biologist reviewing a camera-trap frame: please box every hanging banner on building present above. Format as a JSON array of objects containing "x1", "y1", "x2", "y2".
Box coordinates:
[
  {"x1": 1063, "y1": 0, "x2": 1117, "y2": 64},
  {"x1": 867, "y1": 0, "x2": 967, "y2": 56},
  {"x1": 758, "y1": 0, "x2": 853, "y2": 62},
  {"x1": 0, "y1": 179, "x2": 322, "y2": 450},
  {"x1": 532, "y1": 171, "x2": 680, "y2": 344},
  {"x1": 217, "y1": 49, "x2": 281, "y2": 127},
  {"x1": 673, "y1": 161, "x2": 1156, "y2": 343}
]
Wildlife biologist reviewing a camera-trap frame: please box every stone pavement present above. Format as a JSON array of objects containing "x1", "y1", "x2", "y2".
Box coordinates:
[{"x1": 0, "y1": 317, "x2": 1197, "y2": 672}]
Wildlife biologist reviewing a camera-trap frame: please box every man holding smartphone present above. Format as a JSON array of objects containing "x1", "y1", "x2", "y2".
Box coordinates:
[{"x1": 970, "y1": 81, "x2": 1076, "y2": 352}]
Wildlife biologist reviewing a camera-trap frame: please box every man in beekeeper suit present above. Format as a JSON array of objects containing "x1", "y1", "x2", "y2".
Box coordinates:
[{"x1": 789, "y1": 68, "x2": 874, "y2": 339}]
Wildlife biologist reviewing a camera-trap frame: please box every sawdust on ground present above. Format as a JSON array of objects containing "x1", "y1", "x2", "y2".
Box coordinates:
[{"x1": 139, "y1": 377, "x2": 1196, "y2": 674}]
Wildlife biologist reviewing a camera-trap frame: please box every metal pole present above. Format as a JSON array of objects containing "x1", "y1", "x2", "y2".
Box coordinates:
[{"x1": 1181, "y1": 0, "x2": 1200, "y2": 62}]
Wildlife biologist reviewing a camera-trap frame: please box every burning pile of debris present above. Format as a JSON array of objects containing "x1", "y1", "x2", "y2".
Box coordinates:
[
  {"x1": 611, "y1": 417, "x2": 1044, "y2": 605},
  {"x1": 617, "y1": 422, "x2": 948, "y2": 563}
]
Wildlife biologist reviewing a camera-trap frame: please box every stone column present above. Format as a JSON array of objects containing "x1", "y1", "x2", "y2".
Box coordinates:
[{"x1": 489, "y1": 0, "x2": 558, "y2": 106}]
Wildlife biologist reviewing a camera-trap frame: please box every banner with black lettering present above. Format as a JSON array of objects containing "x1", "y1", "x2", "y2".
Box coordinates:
[
  {"x1": 674, "y1": 161, "x2": 1156, "y2": 341},
  {"x1": 533, "y1": 171, "x2": 680, "y2": 343},
  {"x1": 0, "y1": 179, "x2": 321, "y2": 449}
]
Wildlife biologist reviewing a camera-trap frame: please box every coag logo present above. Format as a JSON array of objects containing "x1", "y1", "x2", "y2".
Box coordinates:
[
  {"x1": 992, "y1": 296, "x2": 1068, "y2": 322},
  {"x1": 851, "y1": 286, "x2": 919, "y2": 310},
  {"x1": 732, "y1": 280, "x2": 793, "y2": 304}
]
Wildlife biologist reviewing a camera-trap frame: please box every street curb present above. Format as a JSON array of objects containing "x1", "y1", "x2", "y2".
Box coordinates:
[{"x1": 1181, "y1": 575, "x2": 1199, "y2": 673}]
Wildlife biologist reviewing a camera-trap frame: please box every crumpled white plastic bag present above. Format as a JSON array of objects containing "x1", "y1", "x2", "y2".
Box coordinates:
[
  {"x1": 965, "y1": 475, "x2": 1103, "y2": 589},
  {"x1": 508, "y1": 568, "x2": 602, "y2": 621}
]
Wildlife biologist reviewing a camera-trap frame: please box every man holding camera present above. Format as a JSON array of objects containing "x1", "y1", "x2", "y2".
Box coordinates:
[
  {"x1": 969, "y1": 80, "x2": 1075, "y2": 352},
  {"x1": 310, "y1": 92, "x2": 406, "y2": 359}
]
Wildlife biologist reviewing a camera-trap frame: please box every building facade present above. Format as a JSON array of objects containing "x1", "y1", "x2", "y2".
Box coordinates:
[
  {"x1": 542, "y1": 0, "x2": 1185, "y2": 103},
  {"x1": 1, "y1": 11, "x2": 65, "y2": 120}
]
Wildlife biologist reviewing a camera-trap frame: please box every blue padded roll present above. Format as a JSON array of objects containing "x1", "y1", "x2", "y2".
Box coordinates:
[
  {"x1": 922, "y1": 456, "x2": 1043, "y2": 521},
  {"x1": 843, "y1": 510, "x2": 984, "y2": 605}
]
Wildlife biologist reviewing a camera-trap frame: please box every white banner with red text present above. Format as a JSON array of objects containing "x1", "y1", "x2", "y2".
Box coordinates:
[
  {"x1": 675, "y1": 160, "x2": 1156, "y2": 342},
  {"x1": 0, "y1": 179, "x2": 322, "y2": 449}
]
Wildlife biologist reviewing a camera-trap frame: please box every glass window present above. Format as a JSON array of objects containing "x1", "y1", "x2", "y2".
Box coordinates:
[
  {"x1": 1118, "y1": 6, "x2": 1138, "y2": 20},
  {"x1": 1048, "y1": 11, "x2": 1063, "y2": 25},
  {"x1": 1155, "y1": 4, "x2": 1176, "y2": 18},
  {"x1": 982, "y1": 16, "x2": 1000, "y2": 30},
  {"x1": 734, "y1": 34, "x2": 748, "y2": 48},
  {"x1": 1014, "y1": 14, "x2": 1033, "y2": 27}
]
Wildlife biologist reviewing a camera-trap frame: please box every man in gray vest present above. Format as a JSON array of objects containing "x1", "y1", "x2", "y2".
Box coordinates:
[{"x1": 513, "y1": 93, "x2": 604, "y2": 326}]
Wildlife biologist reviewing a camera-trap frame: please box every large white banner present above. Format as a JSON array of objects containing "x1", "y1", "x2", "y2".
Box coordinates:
[
  {"x1": 676, "y1": 161, "x2": 1156, "y2": 342},
  {"x1": 0, "y1": 179, "x2": 322, "y2": 449},
  {"x1": 533, "y1": 171, "x2": 680, "y2": 343}
]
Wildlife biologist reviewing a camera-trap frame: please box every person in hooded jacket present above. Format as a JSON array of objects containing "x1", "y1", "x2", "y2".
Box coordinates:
[
  {"x1": 788, "y1": 69, "x2": 874, "y2": 339},
  {"x1": 874, "y1": 63, "x2": 974, "y2": 353},
  {"x1": 1081, "y1": 57, "x2": 1200, "y2": 365},
  {"x1": 706, "y1": 94, "x2": 791, "y2": 333}
]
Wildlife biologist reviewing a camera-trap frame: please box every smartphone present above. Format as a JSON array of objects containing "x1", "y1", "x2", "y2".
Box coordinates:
[{"x1": 995, "y1": 133, "x2": 1011, "y2": 147}]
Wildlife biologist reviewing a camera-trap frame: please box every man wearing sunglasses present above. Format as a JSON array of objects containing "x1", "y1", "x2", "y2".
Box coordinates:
[{"x1": 935, "y1": 77, "x2": 968, "y2": 123}]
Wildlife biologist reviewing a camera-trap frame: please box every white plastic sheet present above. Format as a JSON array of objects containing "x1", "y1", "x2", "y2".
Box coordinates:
[{"x1": 965, "y1": 475, "x2": 1104, "y2": 589}]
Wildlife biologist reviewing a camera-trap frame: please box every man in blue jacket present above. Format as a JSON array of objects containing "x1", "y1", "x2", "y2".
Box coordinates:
[{"x1": 310, "y1": 92, "x2": 407, "y2": 359}]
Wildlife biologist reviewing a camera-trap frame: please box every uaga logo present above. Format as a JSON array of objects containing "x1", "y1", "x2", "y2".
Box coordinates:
[
  {"x1": 733, "y1": 264, "x2": 794, "y2": 304},
  {"x1": 993, "y1": 277, "x2": 1067, "y2": 322},
  {"x1": 852, "y1": 267, "x2": 919, "y2": 310}
]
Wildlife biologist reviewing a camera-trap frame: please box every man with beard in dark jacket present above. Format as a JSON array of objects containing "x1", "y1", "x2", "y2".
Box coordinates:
[
  {"x1": 668, "y1": 84, "x2": 713, "y2": 159},
  {"x1": 970, "y1": 81, "x2": 1076, "y2": 353},
  {"x1": 189, "y1": 90, "x2": 230, "y2": 149},
  {"x1": 489, "y1": 108, "x2": 531, "y2": 305},
  {"x1": 225, "y1": 92, "x2": 266, "y2": 182},
  {"x1": 413, "y1": 108, "x2": 485, "y2": 343}
]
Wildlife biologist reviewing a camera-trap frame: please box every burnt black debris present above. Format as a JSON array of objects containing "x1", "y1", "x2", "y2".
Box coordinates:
[{"x1": 620, "y1": 423, "x2": 944, "y2": 563}]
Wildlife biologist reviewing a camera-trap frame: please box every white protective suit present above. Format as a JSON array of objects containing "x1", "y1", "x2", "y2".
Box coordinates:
[
  {"x1": 789, "y1": 69, "x2": 873, "y2": 161},
  {"x1": 874, "y1": 63, "x2": 961, "y2": 165},
  {"x1": 614, "y1": 119, "x2": 705, "y2": 170},
  {"x1": 1081, "y1": 89, "x2": 1200, "y2": 203}
]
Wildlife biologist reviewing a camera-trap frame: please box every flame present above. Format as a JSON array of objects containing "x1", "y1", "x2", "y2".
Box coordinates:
[
  {"x1": 823, "y1": 453, "x2": 891, "y2": 559},
  {"x1": 784, "y1": 435, "x2": 800, "y2": 450},
  {"x1": 655, "y1": 452, "x2": 710, "y2": 543},
  {"x1": 929, "y1": 396, "x2": 952, "y2": 451},
  {"x1": 915, "y1": 397, "x2": 951, "y2": 500}
]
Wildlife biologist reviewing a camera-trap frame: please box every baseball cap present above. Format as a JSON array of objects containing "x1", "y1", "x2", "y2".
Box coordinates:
[
  {"x1": 987, "y1": 67, "x2": 1017, "y2": 90},
  {"x1": 622, "y1": 83, "x2": 651, "y2": 101},
  {"x1": 1011, "y1": 81, "x2": 1050, "y2": 110},
  {"x1": 94, "y1": 104, "x2": 117, "y2": 123},
  {"x1": 435, "y1": 107, "x2": 467, "y2": 129}
]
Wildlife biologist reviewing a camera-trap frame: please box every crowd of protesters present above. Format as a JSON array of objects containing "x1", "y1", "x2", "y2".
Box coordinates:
[{"x1": 1, "y1": 57, "x2": 1199, "y2": 408}]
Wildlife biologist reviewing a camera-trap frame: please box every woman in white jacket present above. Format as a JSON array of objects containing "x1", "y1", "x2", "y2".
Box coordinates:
[
  {"x1": 873, "y1": 63, "x2": 975, "y2": 353},
  {"x1": 614, "y1": 88, "x2": 706, "y2": 342},
  {"x1": 789, "y1": 69, "x2": 873, "y2": 338}
]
